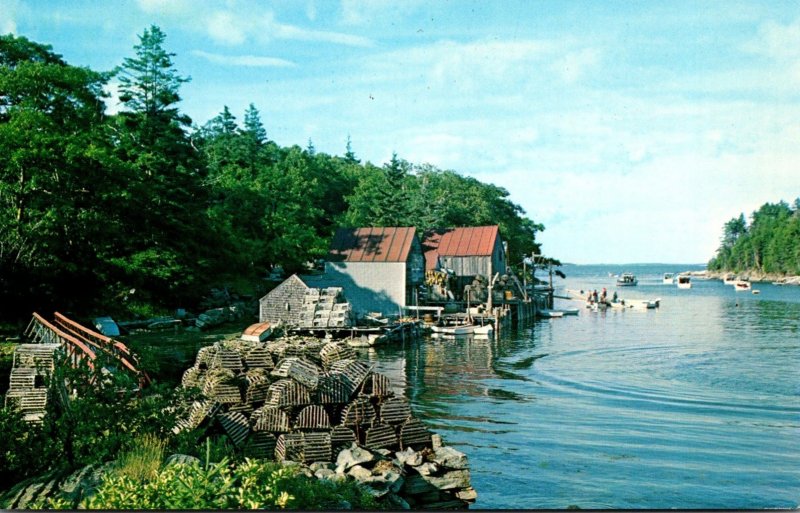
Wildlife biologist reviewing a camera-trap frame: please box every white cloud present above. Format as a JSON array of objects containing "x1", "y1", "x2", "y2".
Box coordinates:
[
  {"x1": 192, "y1": 50, "x2": 295, "y2": 68},
  {"x1": 340, "y1": 0, "x2": 424, "y2": 26},
  {"x1": 135, "y1": 1, "x2": 373, "y2": 47},
  {"x1": 744, "y1": 18, "x2": 800, "y2": 60},
  {"x1": 0, "y1": 0, "x2": 20, "y2": 34}
]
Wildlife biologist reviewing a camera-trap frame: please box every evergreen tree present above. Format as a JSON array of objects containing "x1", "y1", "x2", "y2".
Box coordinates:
[{"x1": 243, "y1": 103, "x2": 267, "y2": 144}]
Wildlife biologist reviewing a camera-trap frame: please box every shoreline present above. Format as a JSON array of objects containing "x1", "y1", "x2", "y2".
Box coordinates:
[{"x1": 684, "y1": 269, "x2": 800, "y2": 285}]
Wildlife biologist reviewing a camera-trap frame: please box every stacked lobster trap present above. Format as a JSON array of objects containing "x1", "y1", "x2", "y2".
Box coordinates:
[{"x1": 174, "y1": 336, "x2": 433, "y2": 464}]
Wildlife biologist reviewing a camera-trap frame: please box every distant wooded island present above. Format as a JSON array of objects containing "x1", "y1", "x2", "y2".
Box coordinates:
[{"x1": 708, "y1": 199, "x2": 800, "y2": 276}]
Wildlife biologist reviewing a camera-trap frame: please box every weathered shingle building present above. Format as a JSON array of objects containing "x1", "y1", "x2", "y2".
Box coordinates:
[
  {"x1": 324, "y1": 227, "x2": 425, "y2": 317},
  {"x1": 259, "y1": 274, "x2": 310, "y2": 325},
  {"x1": 422, "y1": 225, "x2": 507, "y2": 295}
]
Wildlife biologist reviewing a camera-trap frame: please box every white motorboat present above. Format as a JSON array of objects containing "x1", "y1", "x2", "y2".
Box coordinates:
[
  {"x1": 723, "y1": 274, "x2": 737, "y2": 285},
  {"x1": 676, "y1": 275, "x2": 692, "y2": 289},
  {"x1": 663, "y1": 273, "x2": 675, "y2": 284},
  {"x1": 616, "y1": 273, "x2": 638, "y2": 286},
  {"x1": 734, "y1": 280, "x2": 751, "y2": 291}
]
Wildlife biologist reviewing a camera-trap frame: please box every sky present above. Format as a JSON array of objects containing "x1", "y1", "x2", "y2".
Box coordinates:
[{"x1": 3, "y1": 0, "x2": 800, "y2": 264}]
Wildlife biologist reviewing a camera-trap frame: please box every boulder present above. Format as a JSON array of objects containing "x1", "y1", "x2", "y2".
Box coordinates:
[
  {"x1": 418, "y1": 469, "x2": 471, "y2": 490},
  {"x1": 335, "y1": 444, "x2": 375, "y2": 473},
  {"x1": 395, "y1": 447, "x2": 423, "y2": 467},
  {"x1": 431, "y1": 446, "x2": 469, "y2": 470}
]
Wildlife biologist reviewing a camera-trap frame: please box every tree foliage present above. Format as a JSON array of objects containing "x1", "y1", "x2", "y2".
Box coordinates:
[
  {"x1": 708, "y1": 199, "x2": 800, "y2": 274},
  {"x1": 0, "y1": 27, "x2": 547, "y2": 320}
]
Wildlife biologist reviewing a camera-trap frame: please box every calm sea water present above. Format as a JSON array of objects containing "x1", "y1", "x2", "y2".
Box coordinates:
[{"x1": 360, "y1": 264, "x2": 800, "y2": 509}]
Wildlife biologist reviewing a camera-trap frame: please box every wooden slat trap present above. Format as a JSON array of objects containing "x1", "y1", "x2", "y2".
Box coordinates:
[
  {"x1": 360, "y1": 372, "x2": 392, "y2": 399},
  {"x1": 244, "y1": 370, "x2": 272, "y2": 404},
  {"x1": 244, "y1": 347, "x2": 274, "y2": 370},
  {"x1": 294, "y1": 404, "x2": 331, "y2": 430},
  {"x1": 174, "y1": 399, "x2": 221, "y2": 433},
  {"x1": 340, "y1": 396, "x2": 377, "y2": 426},
  {"x1": 275, "y1": 432, "x2": 305, "y2": 462},
  {"x1": 202, "y1": 369, "x2": 241, "y2": 404},
  {"x1": 218, "y1": 411, "x2": 250, "y2": 447},
  {"x1": 378, "y1": 397, "x2": 412, "y2": 425},
  {"x1": 266, "y1": 378, "x2": 311, "y2": 407},
  {"x1": 211, "y1": 348, "x2": 244, "y2": 373},
  {"x1": 329, "y1": 360, "x2": 372, "y2": 391},
  {"x1": 365, "y1": 421, "x2": 398, "y2": 450},
  {"x1": 9, "y1": 367, "x2": 37, "y2": 389},
  {"x1": 244, "y1": 432, "x2": 277, "y2": 459},
  {"x1": 302, "y1": 432, "x2": 332, "y2": 463},
  {"x1": 181, "y1": 366, "x2": 205, "y2": 389},
  {"x1": 319, "y1": 342, "x2": 356, "y2": 370},
  {"x1": 271, "y1": 357, "x2": 319, "y2": 389},
  {"x1": 330, "y1": 425, "x2": 357, "y2": 452},
  {"x1": 315, "y1": 373, "x2": 356, "y2": 404},
  {"x1": 195, "y1": 345, "x2": 216, "y2": 367},
  {"x1": 5, "y1": 388, "x2": 48, "y2": 414},
  {"x1": 14, "y1": 344, "x2": 58, "y2": 369},
  {"x1": 251, "y1": 405, "x2": 291, "y2": 432},
  {"x1": 399, "y1": 417, "x2": 432, "y2": 449},
  {"x1": 227, "y1": 402, "x2": 254, "y2": 416},
  {"x1": 265, "y1": 341, "x2": 289, "y2": 360}
]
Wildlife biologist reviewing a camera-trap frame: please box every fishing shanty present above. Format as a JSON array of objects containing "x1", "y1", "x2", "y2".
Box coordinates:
[{"x1": 258, "y1": 225, "x2": 552, "y2": 346}]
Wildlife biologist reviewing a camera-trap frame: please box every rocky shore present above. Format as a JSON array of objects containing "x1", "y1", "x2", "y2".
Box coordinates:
[{"x1": 688, "y1": 270, "x2": 800, "y2": 285}]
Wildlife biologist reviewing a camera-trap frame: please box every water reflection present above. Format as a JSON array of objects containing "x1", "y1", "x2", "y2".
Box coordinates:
[{"x1": 357, "y1": 275, "x2": 800, "y2": 509}]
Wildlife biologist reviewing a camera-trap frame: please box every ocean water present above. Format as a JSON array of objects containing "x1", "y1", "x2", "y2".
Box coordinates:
[{"x1": 360, "y1": 264, "x2": 800, "y2": 509}]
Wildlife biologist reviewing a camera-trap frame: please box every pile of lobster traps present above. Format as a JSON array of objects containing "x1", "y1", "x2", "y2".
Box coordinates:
[{"x1": 175, "y1": 336, "x2": 432, "y2": 463}]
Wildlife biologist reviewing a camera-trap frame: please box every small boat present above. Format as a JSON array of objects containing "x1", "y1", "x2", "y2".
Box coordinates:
[
  {"x1": 616, "y1": 273, "x2": 638, "y2": 286},
  {"x1": 241, "y1": 322, "x2": 273, "y2": 342},
  {"x1": 752, "y1": 289, "x2": 760, "y2": 295},
  {"x1": 628, "y1": 298, "x2": 661, "y2": 309},
  {"x1": 539, "y1": 309, "x2": 565, "y2": 318},
  {"x1": 430, "y1": 324, "x2": 475, "y2": 336},
  {"x1": 473, "y1": 324, "x2": 494, "y2": 337},
  {"x1": 723, "y1": 274, "x2": 737, "y2": 285},
  {"x1": 663, "y1": 273, "x2": 675, "y2": 284},
  {"x1": 733, "y1": 280, "x2": 751, "y2": 291},
  {"x1": 676, "y1": 275, "x2": 691, "y2": 289}
]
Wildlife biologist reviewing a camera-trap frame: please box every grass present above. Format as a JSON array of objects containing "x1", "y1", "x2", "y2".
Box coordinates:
[{"x1": 114, "y1": 434, "x2": 167, "y2": 482}]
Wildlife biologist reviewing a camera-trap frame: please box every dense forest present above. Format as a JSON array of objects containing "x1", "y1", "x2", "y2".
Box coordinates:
[
  {"x1": 0, "y1": 26, "x2": 544, "y2": 321},
  {"x1": 708, "y1": 199, "x2": 800, "y2": 275}
]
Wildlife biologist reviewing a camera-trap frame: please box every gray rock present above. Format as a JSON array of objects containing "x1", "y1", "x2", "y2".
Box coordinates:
[
  {"x1": 419, "y1": 469, "x2": 471, "y2": 490},
  {"x1": 374, "y1": 448, "x2": 392, "y2": 458},
  {"x1": 165, "y1": 454, "x2": 201, "y2": 467},
  {"x1": 431, "y1": 433, "x2": 443, "y2": 450},
  {"x1": 395, "y1": 447, "x2": 423, "y2": 467},
  {"x1": 384, "y1": 493, "x2": 411, "y2": 510},
  {"x1": 310, "y1": 462, "x2": 333, "y2": 472},
  {"x1": 456, "y1": 487, "x2": 478, "y2": 501},
  {"x1": 431, "y1": 446, "x2": 469, "y2": 470},
  {"x1": 314, "y1": 468, "x2": 336, "y2": 481},
  {"x1": 347, "y1": 465, "x2": 373, "y2": 481},
  {"x1": 336, "y1": 444, "x2": 375, "y2": 472},
  {"x1": 415, "y1": 462, "x2": 439, "y2": 476}
]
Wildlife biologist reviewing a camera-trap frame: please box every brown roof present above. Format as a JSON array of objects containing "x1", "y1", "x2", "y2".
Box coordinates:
[
  {"x1": 328, "y1": 227, "x2": 417, "y2": 263},
  {"x1": 422, "y1": 226, "x2": 500, "y2": 270}
]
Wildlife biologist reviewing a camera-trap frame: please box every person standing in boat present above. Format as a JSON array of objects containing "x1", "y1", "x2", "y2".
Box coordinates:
[{"x1": 601, "y1": 288, "x2": 607, "y2": 303}]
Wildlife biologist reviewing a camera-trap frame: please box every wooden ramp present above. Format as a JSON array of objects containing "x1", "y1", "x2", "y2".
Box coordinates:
[{"x1": 4, "y1": 313, "x2": 149, "y2": 423}]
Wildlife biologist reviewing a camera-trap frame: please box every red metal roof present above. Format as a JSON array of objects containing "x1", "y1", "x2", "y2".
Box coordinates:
[
  {"x1": 328, "y1": 227, "x2": 417, "y2": 263},
  {"x1": 422, "y1": 226, "x2": 500, "y2": 270}
]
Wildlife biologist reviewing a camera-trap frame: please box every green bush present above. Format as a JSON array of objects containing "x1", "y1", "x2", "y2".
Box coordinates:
[{"x1": 56, "y1": 458, "x2": 381, "y2": 510}]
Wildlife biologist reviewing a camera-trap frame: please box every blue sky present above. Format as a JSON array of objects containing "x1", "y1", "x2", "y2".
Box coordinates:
[{"x1": 4, "y1": 1, "x2": 800, "y2": 264}]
